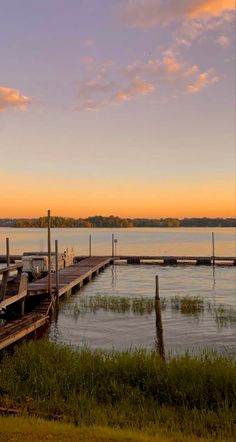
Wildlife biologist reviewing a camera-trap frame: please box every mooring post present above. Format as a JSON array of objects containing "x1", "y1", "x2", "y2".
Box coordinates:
[
  {"x1": 155, "y1": 275, "x2": 159, "y2": 300},
  {"x1": 55, "y1": 239, "x2": 59, "y2": 304},
  {"x1": 112, "y1": 233, "x2": 114, "y2": 257},
  {"x1": 155, "y1": 275, "x2": 165, "y2": 360},
  {"x1": 47, "y1": 209, "x2": 52, "y2": 300},
  {"x1": 6, "y1": 238, "x2": 10, "y2": 267},
  {"x1": 114, "y1": 238, "x2": 118, "y2": 257},
  {"x1": 89, "y1": 234, "x2": 92, "y2": 257},
  {"x1": 212, "y1": 232, "x2": 215, "y2": 265}
]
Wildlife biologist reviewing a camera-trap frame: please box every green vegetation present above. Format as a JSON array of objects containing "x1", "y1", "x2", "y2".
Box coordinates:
[
  {"x1": 0, "y1": 341, "x2": 235, "y2": 440},
  {"x1": 1, "y1": 216, "x2": 235, "y2": 228},
  {"x1": 72, "y1": 295, "x2": 236, "y2": 328},
  {"x1": 0, "y1": 416, "x2": 227, "y2": 442},
  {"x1": 171, "y1": 296, "x2": 204, "y2": 315},
  {"x1": 73, "y1": 295, "x2": 159, "y2": 316}
]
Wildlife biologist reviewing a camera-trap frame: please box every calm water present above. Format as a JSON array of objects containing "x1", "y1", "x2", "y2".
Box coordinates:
[
  {"x1": 0, "y1": 227, "x2": 235, "y2": 354},
  {"x1": 0, "y1": 227, "x2": 236, "y2": 256},
  {"x1": 48, "y1": 264, "x2": 236, "y2": 355}
]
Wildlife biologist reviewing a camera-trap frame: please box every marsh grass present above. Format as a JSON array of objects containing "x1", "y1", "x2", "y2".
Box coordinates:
[
  {"x1": 73, "y1": 296, "x2": 163, "y2": 316},
  {"x1": 0, "y1": 340, "x2": 235, "y2": 439},
  {"x1": 72, "y1": 295, "x2": 236, "y2": 328},
  {"x1": 170, "y1": 296, "x2": 204, "y2": 315}
]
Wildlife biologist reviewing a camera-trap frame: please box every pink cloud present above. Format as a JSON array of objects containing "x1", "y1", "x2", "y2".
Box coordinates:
[
  {"x1": 0, "y1": 86, "x2": 31, "y2": 112},
  {"x1": 118, "y1": 0, "x2": 235, "y2": 27},
  {"x1": 76, "y1": 51, "x2": 219, "y2": 111},
  {"x1": 187, "y1": 71, "x2": 219, "y2": 93},
  {"x1": 114, "y1": 78, "x2": 155, "y2": 103}
]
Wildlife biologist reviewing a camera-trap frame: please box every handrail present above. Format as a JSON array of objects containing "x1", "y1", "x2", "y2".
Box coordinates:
[{"x1": 0, "y1": 264, "x2": 23, "y2": 275}]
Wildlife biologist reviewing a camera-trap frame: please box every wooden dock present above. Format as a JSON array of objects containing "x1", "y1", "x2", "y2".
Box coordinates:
[
  {"x1": 0, "y1": 257, "x2": 112, "y2": 350},
  {"x1": 27, "y1": 256, "x2": 112, "y2": 296}
]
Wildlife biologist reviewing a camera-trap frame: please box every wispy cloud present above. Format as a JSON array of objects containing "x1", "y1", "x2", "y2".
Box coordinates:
[
  {"x1": 0, "y1": 86, "x2": 31, "y2": 112},
  {"x1": 217, "y1": 35, "x2": 231, "y2": 47},
  {"x1": 75, "y1": 51, "x2": 219, "y2": 111},
  {"x1": 187, "y1": 70, "x2": 219, "y2": 93},
  {"x1": 76, "y1": 76, "x2": 155, "y2": 111},
  {"x1": 118, "y1": 0, "x2": 235, "y2": 27}
]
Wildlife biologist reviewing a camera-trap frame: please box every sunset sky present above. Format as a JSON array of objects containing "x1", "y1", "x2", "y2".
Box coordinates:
[{"x1": 0, "y1": 0, "x2": 235, "y2": 218}]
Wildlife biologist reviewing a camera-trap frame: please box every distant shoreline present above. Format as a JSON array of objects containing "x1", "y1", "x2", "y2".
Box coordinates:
[{"x1": 0, "y1": 216, "x2": 235, "y2": 228}]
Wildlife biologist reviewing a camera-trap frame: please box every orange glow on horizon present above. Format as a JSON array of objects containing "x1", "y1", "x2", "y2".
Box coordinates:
[{"x1": 0, "y1": 173, "x2": 235, "y2": 219}]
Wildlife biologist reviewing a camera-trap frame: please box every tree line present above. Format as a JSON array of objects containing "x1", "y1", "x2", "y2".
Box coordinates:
[{"x1": 0, "y1": 216, "x2": 235, "y2": 228}]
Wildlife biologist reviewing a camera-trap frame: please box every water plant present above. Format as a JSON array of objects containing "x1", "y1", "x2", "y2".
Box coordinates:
[
  {"x1": 214, "y1": 305, "x2": 236, "y2": 326},
  {"x1": 171, "y1": 296, "x2": 204, "y2": 315},
  {"x1": 73, "y1": 295, "x2": 159, "y2": 316}
]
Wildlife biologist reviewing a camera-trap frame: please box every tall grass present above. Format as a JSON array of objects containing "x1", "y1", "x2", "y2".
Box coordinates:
[{"x1": 0, "y1": 340, "x2": 235, "y2": 439}]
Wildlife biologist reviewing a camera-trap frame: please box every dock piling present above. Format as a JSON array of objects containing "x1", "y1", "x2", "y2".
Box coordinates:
[
  {"x1": 89, "y1": 235, "x2": 92, "y2": 257},
  {"x1": 212, "y1": 232, "x2": 215, "y2": 265},
  {"x1": 6, "y1": 238, "x2": 10, "y2": 268},
  {"x1": 47, "y1": 210, "x2": 52, "y2": 299},
  {"x1": 55, "y1": 239, "x2": 59, "y2": 303},
  {"x1": 112, "y1": 234, "x2": 114, "y2": 257},
  {"x1": 155, "y1": 275, "x2": 159, "y2": 300}
]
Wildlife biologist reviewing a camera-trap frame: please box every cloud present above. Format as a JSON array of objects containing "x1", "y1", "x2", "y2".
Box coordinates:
[
  {"x1": 118, "y1": 0, "x2": 235, "y2": 27},
  {"x1": 177, "y1": 10, "x2": 234, "y2": 44},
  {"x1": 0, "y1": 86, "x2": 31, "y2": 112},
  {"x1": 75, "y1": 52, "x2": 219, "y2": 111},
  {"x1": 79, "y1": 79, "x2": 118, "y2": 100},
  {"x1": 76, "y1": 77, "x2": 155, "y2": 111},
  {"x1": 187, "y1": 71, "x2": 219, "y2": 93},
  {"x1": 114, "y1": 78, "x2": 155, "y2": 103},
  {"x1": 217, "y1": 35, "x2": 231, "y2": 47}
]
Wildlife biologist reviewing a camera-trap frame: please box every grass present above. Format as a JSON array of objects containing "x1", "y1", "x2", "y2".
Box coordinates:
[
  {"x1": 0, "y1": 340, "x2": 235, "y2": 440},
  {"x1": 170, "y1": 296, "x2": 204, "y2": 315},
  {"x1": 72, "y1": 295, "x2": 236, "y2": 327},
  {"x1": 73, "y1": 295, "x2": 164, "y2": 316},
  {"x1": 0, "y1": 416, "x2": 228, "y2": 442}
]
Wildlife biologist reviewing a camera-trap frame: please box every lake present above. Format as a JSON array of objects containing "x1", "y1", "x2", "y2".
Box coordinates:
[
  {"x1": 0, "y1": 226, "x2": 235, "y2": 256},
  {"x1": 0, "y1": 227, "x2": 235, "y2": 355}
]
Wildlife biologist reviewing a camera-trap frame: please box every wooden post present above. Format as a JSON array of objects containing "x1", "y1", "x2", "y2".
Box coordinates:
[
  {"x1": 18, "y1": 273, "x2": 28, "y2": 316},
  {"x1": 155, "y1": 275, "x2": 159, "y2": 300},
  {"x1": 155, "y1": 275, "x2": 165, "y2": 360},
  {"x1": 212, "y1": 232, "x2": 215, "y2": 265},
  {"x1": 89, "y1": 234, "x2": 92, "y2": 257},
  {"x1": 114, "y1": 239, "x2": 118, "y2": 257},
  {"x1": 47, "y1": 210, "x2": 52, "y2": 299},
  {"x1": 55, "y1": 239, "x2": 59, "y2": 303},
  {"x1": 112, "y1": 234, "x2": 114, "y2": 257},
  {"x1": 6, "y1": 238, "x2": 10, "y2": 267}
]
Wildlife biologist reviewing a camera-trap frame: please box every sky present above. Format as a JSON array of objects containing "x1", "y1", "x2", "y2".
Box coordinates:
[{"x1": 0, "y1": 0, "x2": 235, "y2": 218}]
